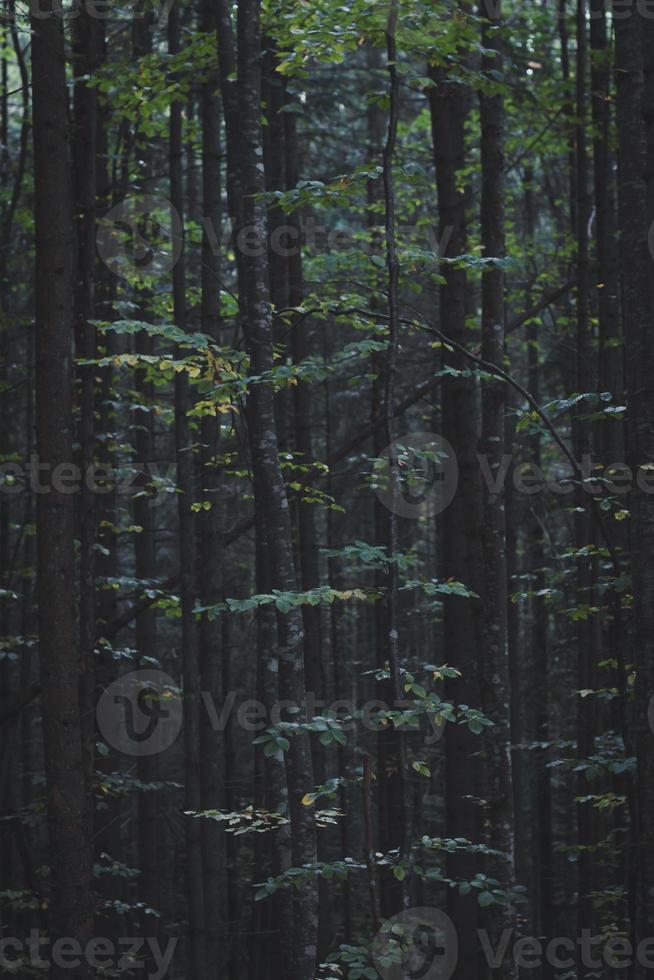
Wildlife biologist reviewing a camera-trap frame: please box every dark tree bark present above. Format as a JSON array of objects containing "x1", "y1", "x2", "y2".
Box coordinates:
[
  {"x1": 215, "y1": 19, "x2": 294, "y2": 975},
  {"x1": 522, "y1": 176, "x2": 554, "y2": 962},
  {"x1": 236, "y1": 1, "x2": 318, "y2": 974},
  {"x1": 428, "y1": 30, "x2": 483, "y2": 978},
  {"x1": 72, "y1": 0, "x2": 100, "y2": 831},
  {"x1": 379, "y1": 2, "x2": 410, "y2": 917},
  {"x1": 199, "y1": 0, "x2": 226, "y2": 972},
  {"x1": 215, "y1": 0, "x2": 240, "y2": 235},
  {"x1": 284, "y1": 80, "x2": 333, "y2": 960},
  {"x1": 573, "y1": 0, "x2": 596, "y2": 960},
  {"x1": 262, "y1": 44, "x2": 291, "y2": 450},
  {"x1": 364, "y1": 41, "x2": 404, "y2": 917},
  {"x1": 558, "y1": 0, "x2": 577, "y2": 233},
  {"x1": 590, "y1": 0, "x2": 621, "y2": 454},
  {"x1": 642, "y1": 18, "x2": 654, "y2": 960},
  {"x1": 31, "y1": 2, "x2": 94, "y2": 973},
  {"x1": 92, "y1": 20, "x2": 125, "y2": 936},
  {"x1": 285, "y1": 87, "x2": 325, "y2": 780},
  {"x1": 616, "y1": 3, "x2": 654, "y2": 967},
  {"x1": 127, "y1": 11, "x2": 163, "y2": 939},
  {"x1": 478, "y1": 1, "x2": 516, "y2": 972},
  {"x1": 169, "y1": 6, "x2": 206, "y2": 976}
]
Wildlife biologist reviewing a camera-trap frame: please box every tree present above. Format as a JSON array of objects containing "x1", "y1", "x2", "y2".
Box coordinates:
[
  {"x1": 477, "y1": 0, "x2": 516, "y2": 972},
  {"x1": 31, "y1": 0, "x2": 93, "y2": 973}
]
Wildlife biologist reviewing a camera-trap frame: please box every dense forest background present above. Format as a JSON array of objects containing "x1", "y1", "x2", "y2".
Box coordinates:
[{"x1": 1, "y1": 0, "x2": 654, "y2": 977}]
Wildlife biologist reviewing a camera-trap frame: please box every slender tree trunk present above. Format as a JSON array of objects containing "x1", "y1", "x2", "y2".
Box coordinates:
[
  {"x1": 559, "y1": 0, "x2": 577, "y2": 233},
  {"x1": 380, "y1": 2, "x2": 409, "y2": 916},
  {"x1": 31, "y1": 3, "x2": 94, "y2": 974},
  {"x1": 428, "y1": 31, "x2": 483, "y2": 977},
  {"x1": 126, "y1": 11, "x2": 163, "y2": 939},
  {"x1": 92, "y1": 12, "x2": 126, "y2": 926},
  {"x1": 169, "y1": 7, "x2": 206, "y2": 976},
  {"x1": 72, "y1": 0, "x2": 99, "y2": 831},
  {"x1": 573, "y1": 2, "x2": 596, "y2": 961},
  {"x1": 215, "y1": 9, "x2": 294, "y2": 976},
  {"x1": 0, "y1": 52, "x2": 13, "y2": 912},
  {"x1": 616, "y1": 4, "x2": 654, "y2": 968},
  {"x1": 325, "y1": 378, "x2": 354, "y2": 940},
  {"x1": 523, "y1": 175, "x2": 554, "y2": 966},
  {"x1": 199, "y1": 0, "x2": 226, "y2": 972},
  {"x1": 236, "y1": 1, "x2": 318, "y2": 973},
  {"x1": 364, "y1": 42, "x2": 404, "y2": 917},
  {"x1": 262, "y1": 44, "x2": 291, "y2": 449},
  {"x1": 478, "y1": 1, "x2": 515, "y2": 973},
  {"x1": 287, "y1": 94, "x2": 325, "y2": 784},
  {"x1": 285, "y1": 81, "x2": 333, "y2": 959},
  {"x1": 590, "y1": 0, "x2": 621, "y2": 456}
]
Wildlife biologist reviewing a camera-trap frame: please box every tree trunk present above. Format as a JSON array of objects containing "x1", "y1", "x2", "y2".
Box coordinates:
[
  {"x1": 380, "y1": 3, "x2": 409, "y2": 917},
  {"x1": 169, "y1": 6, "x2": 206, "y2": 976},
  {"x1": 236, "y1": 1, "x2": 318, "y2": 973},
  {"x1": 573, "y1": 0, "x2": 596, "y2": 962},
  {"x1": 31, "y1": 2, "x2": 94, "y2": 973},
  {"x1": 199, "y1": 0, "x2": 226, "y2": 972},
  {"x1": 478, "y1": 1, "x2": 515, "y2": 972},
  {"x1": 428, "y1": 37, "x2": 483, "y2": 978},
  {"x1": 72, "y1": 0, "x2": 99, "y2": 843},
  {"x1": 616, "y1": 3, "x2": 654, "y2": 967}
]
